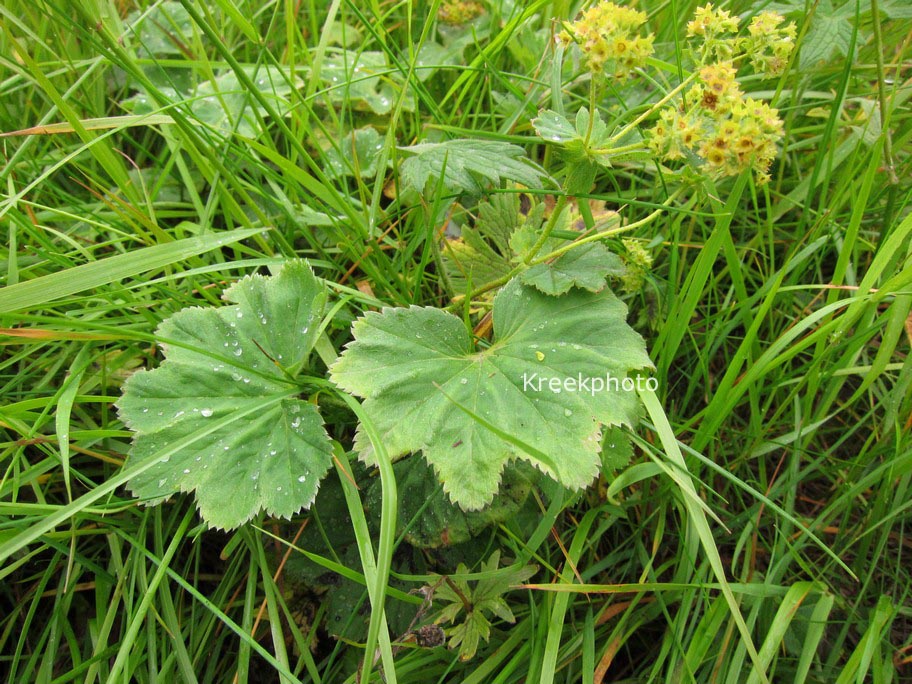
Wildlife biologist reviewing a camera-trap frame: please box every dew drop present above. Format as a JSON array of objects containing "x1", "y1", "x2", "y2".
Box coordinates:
[
  {"x1": 297, "y1": 475, "x2": 306, "y2": 483},
  {"x1": 460, "y1": 377, "x2": 468, "y2": 385},
  {"x1": 158, "y1": 479, "x2": 167, "y2": 487},
  {"x1": 201, "y1": 408, "x2": 213, "y2": 417},
  {"x1": 564, "y1": 409, "x2": 573, "y2": 417},
  {"x1": 183, "y1": 468, "x2": 191, "y2": 474}
]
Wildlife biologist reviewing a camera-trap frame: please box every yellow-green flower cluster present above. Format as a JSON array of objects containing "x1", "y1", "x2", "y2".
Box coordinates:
[
  {"x1": 744, "y1": 12, "x2": 797, "y2": 77},
  {"x1": 686, "y1": 3, "x2": 740, "y2": 63},
  {"x1": 621, "y1": 238, "x2": 653, "y2": 292},
  {"x1": 700, "y1": 99, "x2": 784, "y2": 183},
  {"x1": 684, "y1": 3, "x2": 795, "y2": 77},
  {"x1": 437, "y1": 0, "x2": 484, "y2": 25},
  {"x1": 560, "y1": 2, "x2": 655, "y2": 80},
  {"x1": 648, "y1": 63, "x2": 785, "y2": 184},
  {"x1": 645, "y1": 2, "x2": 793, "y2": 184},
  {"x1": 684, "y1": 62, "x2": 742, "y2": 115}
]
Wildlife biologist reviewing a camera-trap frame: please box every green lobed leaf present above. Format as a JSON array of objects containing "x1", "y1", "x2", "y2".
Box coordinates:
[
  {"x1": 532, "y1": 110, "x2": 577, "y2": 144},
  {"x1": 322, "y1": 51, "x2": 412, "y2": 114},
  {"x1": 521, "y1": 243, "x2": 626, "y2": 295},
  {"x1": 398, "y1": 139, "x2": 552, "y2": 196},
  {"x1": 799, "y1": 0, "x2": 858, "y2": 68},
  {"x1": 432, "y1": 550, "x2": 537, "y2": 660},
  {"x1": 325, "y1": 126, "x2": 384, "y2": 179},
  {"x1": 126, "y1": 1, "x2": 193, "y2": 57},
  {"x1": 330, "y1": 277, "x2": 653, "y2": 510},
  {"x1": 116, "y1": 260, "x2": 333, "y2": 530},
  {"x1": 441, "y1": 193, "x2": 536, "y2": 296}
]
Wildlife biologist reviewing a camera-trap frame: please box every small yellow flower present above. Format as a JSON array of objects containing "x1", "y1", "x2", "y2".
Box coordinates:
[
  {"x1": 744, "y1": 12, "x2": 796, "y2": 77},
  {"x1": 437, "y1": 0, "x2": 484, "y2": 25},
  {"x1": 621, "y1": 238, "x2": 653, "y2": 292},
  {"x1": 686, "y1": 3, "x2": 739, "y2": 36},
  {"x1": 652, "y1": 80, "x2": 785, "y2": 184},
  {"x1": 563, "y1": 1, "x2": 655, "y2": 80},
  {"x1": 686, "y1": 3, "x2": 741, "y2": 63}
]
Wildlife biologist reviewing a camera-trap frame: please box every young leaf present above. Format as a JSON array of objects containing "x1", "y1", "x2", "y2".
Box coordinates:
[
  {"x1": 520, "y1": 243, "x2": 626, "y2": 296},
  {"x1": 533, "y1": 107, "x2": 645, "y2": 173},
  {"x1": 116, "y1": 261, "x2": 333, "y2": 530},
  {"x1": 532, "y1": 109, "x2": 578, "y2": 144},
  {"x1": 441, "y1": 193, "x2": 538, "y2": 296},
  {"x1": 398, "y1": 139, "x2": 551, "y2": 196},
  {"x1": 330, "y1": 277, "x2": 653, "y2": 510},
  {"x1": 443, "y1": 194, "x2": 624, "y2": 297},
  {"x1": 431, "y1": 550, "x2": 537, "y2": 661}
]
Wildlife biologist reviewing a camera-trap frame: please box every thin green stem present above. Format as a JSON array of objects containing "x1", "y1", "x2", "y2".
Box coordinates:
[
  {"x1": 608, "y1": 72, "x2": 696, "y2": 144},
  {"x1": 532, "y1": 191, "x2": 682, "y2": 262},
  {"x1": 454, "y1": 189, "x2": 682, "y2": 307},
  {"x1": 869, "y1": 0, "x2": 897, "y2": 184},
  {"x1": 523, "y1": 194, "x2": 570, "y2": 266}
]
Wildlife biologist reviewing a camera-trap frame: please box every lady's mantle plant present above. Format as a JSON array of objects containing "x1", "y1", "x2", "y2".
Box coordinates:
[
  {"x1": 329, "y1": 277, "x2": 652, "y2": 510},
  {"x1": 116, "y1": 1, "x2": 797, "y2": 530},
  {"x1": 117, "y1": 259, "x2": 652, "y2": 526},
  {"x1": 116, "y1": 261, "x2": 332, "y2": 530}
]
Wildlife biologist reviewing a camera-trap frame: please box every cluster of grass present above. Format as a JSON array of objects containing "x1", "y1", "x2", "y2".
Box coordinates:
[{"x1": 1, "y1": 0, "x2": 911, "y2": 682}]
